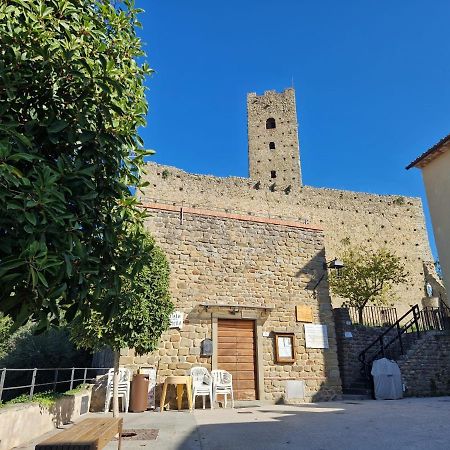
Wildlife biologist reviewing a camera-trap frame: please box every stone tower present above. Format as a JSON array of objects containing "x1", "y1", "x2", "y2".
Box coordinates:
[{"x1": 247, "y1": 88, "x2": 302, "y2": 187}]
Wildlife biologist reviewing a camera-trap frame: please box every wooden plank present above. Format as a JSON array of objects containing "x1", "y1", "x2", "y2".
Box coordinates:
[
  {"x1": 234, "y1": 379, "x2": 256, "y2": 389},
  {"x1": 36, "y1": 418, "x2": 122, "y2": 449},
  {"x1": 236, "y1": 349, "x2": 256, "y2": 356},
  {"x1": 218, "y1": 363, "x2": 237, "y2": 371},
  {"x1": 217, "y1": 342, "x2": 238, "y2": 349},
  {"x1": 233, "y1": 336, "x2": 255, "y2": 343},
  {"x1": 218, "y1": 330, "x2": 254, "y2": 337},
  {"x1": 230, "y1": 362, "x2": 254, "y2": 371},
  {"x1": 217, "y1": 349, "x2": 237, "y2": 357},
  {"x1": 236, "y1": 390, "x2": 256, "y2": 400},
  {"x1": 218, "y1": 323, "x2": 254, "y2": 329},
  {"x1": 217, "y1": 356, "x2": 238, "y2": 363},
  {"x1": 218, "y1": 319, "x2": 254, "y2": 328},
  {"x1": 234, "y1": 371, "x2": 256, "y2": 378}
]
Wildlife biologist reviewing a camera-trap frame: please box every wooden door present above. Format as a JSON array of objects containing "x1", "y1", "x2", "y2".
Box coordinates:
[{"x1": 217, "y1": 319, "x2": 257, "y2": 400}]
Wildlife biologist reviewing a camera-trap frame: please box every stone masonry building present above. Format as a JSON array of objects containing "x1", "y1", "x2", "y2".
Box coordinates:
[{"x1": 120, "y1": 88, "x2": 440, "y2": 404}]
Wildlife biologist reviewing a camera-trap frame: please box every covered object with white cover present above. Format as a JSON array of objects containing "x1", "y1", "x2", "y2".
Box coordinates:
[{"x1": 371, "y1": 358, "x2": 403, "y2": 400}]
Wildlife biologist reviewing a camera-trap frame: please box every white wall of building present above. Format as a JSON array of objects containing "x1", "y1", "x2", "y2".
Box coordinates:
[{"x1": 422, "y1": 149, "x2": 450, "y2": 294}]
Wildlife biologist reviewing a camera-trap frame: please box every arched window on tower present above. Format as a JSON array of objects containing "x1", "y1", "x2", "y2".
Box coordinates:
[
  {"x1": 269, "y1": 142, "x2": 276, "y2": 150},
  {"x1": 266, "y1": 118, "x2": 276, "y2": 129}
]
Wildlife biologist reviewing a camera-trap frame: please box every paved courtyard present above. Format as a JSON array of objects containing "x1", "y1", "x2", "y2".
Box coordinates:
[{"x1": 21, "y1": 397, "x2": 450, "y2": 450}]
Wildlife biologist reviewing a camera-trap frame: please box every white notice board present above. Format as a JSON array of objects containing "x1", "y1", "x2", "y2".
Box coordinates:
[{"x1": 304, "y1": 324, "x2": 329, "y2": 349}]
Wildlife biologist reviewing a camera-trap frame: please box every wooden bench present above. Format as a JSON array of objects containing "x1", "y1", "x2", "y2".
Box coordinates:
[{"x1": 35, "y1": 418, "x2": 123, "y2": 450}]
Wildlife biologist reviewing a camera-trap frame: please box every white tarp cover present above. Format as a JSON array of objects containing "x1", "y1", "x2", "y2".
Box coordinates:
[{"x1": 371, "y1": 358, "x2": 403, "y2": 400}]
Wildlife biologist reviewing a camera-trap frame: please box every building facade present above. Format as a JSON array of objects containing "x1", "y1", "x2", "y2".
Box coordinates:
[
  {"x1": 120, "y1": 88, "x2": 440, "y2": 403},
  {"x1": 407, "y1": 135, "x2": 450, "y2": 295}
]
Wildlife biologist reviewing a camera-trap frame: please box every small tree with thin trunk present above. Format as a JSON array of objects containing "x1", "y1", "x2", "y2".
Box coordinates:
[
  {"x1": 329, "y1": 246, "x2": 408, "y2": 323},
  {"x1": 70, "y1": 231, "x2": 173, "y2": 417}
]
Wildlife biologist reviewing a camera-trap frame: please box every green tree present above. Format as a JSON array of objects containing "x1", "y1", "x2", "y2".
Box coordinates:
[
  {"x1": 0, "y1": 313, "x2": 13, "y2": 358},
  {"x1": 0, "y1": 0, "x2": 152, "y2": 328},
  {"x1": 70, "y1": 231, "x2": 173, "y2": 416},
  {"x1": 329, "y1": 246, "x2": 408, "y2": 323}
]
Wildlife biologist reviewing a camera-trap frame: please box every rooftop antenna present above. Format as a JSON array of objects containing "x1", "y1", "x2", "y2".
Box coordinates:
[{"x1": 291, "y1": 75, "x2": 295, "y2": 89}]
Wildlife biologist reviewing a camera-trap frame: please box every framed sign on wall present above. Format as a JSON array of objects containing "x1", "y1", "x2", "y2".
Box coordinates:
[{"x1": 274, "y1": 333, "x2": 295, "y2": 363}]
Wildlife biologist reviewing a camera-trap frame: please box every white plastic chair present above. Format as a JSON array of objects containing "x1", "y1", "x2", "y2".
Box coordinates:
[
  {"x1": 211, "y1": 369, "x2": 234, "y2": 408},
  {"x1": 104, "y1": 367, "x2": 131, "y2": 413},
  {"x1": 189, "y1": 366, "x2": 213, "y2": 410}
]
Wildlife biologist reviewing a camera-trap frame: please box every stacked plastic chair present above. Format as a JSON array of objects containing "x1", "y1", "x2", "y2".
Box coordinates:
[{"x1": 104, "y1": 367, "x2": 131, "y2": 413}]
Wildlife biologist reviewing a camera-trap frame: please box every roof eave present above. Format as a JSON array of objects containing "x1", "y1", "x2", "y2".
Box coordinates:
[{"x1": 406, "y1": 133, "x2": 450, "y2": 170}]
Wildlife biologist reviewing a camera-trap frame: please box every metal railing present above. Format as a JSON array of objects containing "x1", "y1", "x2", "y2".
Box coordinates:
[
  {"x1": 347, "y1": 306, "x2": 398, "y2": 327},
  {"x1": 358, "y1": 304, "x2": 450, "y2": 386},
  {"x1": 0, "y1": 367, "x2": 110, "y2": 403}
]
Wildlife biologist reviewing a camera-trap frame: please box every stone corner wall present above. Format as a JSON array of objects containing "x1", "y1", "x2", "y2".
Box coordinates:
[{"x1": 398, "y1": 332, "x2": 450, "y2": 397}]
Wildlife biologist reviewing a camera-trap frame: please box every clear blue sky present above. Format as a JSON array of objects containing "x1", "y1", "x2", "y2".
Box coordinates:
[{"x1": 135, "y1": 1, "x2": 450, "y2": 258}]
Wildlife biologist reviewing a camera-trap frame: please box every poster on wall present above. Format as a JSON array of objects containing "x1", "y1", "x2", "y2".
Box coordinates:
[
  {"x1": 274, "y1": 333, "x2": 295, "y2": 363},
  {"x1": 304, "y1": 324, "x2": 329, "y2": 349}
]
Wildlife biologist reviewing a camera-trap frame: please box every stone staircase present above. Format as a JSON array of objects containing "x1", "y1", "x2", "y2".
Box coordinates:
[
  {"x1": 334, "y1": 305, "x2": 450, "y2": 399},
  {"x1": 342, "y1": 330, "x2": 446, "y2": 398}
]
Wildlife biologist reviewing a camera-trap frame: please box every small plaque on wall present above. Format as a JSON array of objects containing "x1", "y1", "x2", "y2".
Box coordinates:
[
  {"x1": 296, "y1": 305, "x2": 313, "y2": 323},
  {"x1": 169, "y1": 311, "x2": 184, "y2": 329},
  {"x1": 304, "y1": 324, "x2": 329, "y2": 349}
]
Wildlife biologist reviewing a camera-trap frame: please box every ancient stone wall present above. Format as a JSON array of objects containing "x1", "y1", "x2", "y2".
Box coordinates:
[
  {"x1": 139, "y1": 162, "x2": 435, "y2": 315},
  {"x1": 120, "y1": 205, "x2": 342, "y2": 402}
]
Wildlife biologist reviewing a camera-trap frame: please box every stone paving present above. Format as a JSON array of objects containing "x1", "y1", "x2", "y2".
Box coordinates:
[{"x1": 20, "y1": 397, "x2": 450, "y2": 450}]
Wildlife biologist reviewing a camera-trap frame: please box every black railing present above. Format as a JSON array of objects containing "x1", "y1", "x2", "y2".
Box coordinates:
[
  {"x1": 347, "y1": 306, "x2": 398, "y2": 327},
  {"x1": 358, "y1": 304, "x2": 450, "y2": 384}
]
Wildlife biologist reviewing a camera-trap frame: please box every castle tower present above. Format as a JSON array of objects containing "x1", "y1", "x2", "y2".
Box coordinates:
[{"x1": 247, "y1": 88, "x2": 302, "y2": 187}]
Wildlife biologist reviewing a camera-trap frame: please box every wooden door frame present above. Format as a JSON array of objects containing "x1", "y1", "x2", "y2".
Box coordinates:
[{"x1": 212, "y1": 313, "x2": 264, "y2": 401}]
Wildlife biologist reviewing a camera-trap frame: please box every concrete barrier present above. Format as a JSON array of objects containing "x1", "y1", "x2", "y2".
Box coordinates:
[{"x1": 0, "y1": 388, "x2": 91, "y2": 450}]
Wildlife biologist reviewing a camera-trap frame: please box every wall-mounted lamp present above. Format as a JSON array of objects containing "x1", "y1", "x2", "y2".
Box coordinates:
[
  {"x1": 323, "y1": 258, "x2": 344, "y2": 271},
  {"x1": 312, "y1": 258, "x2": 345, "y2": 297}
]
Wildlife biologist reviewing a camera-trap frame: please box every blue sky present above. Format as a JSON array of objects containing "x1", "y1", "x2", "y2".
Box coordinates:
[{"x1": 135, "y1": 1, "x2": 450, "y2": 258}]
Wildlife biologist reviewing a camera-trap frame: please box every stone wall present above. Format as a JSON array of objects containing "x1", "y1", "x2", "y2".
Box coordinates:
[
  {"x1": 120, "y1": 205, "x2": 342, "y2": 402},
  {"x1": 139, "y1": 162, "x2": 436, "y2": 315},
  {"x1": 333, "y1": 308, "x2": 392, "y2": 392},
  {"x1": 398, "y1": 332, "x2": 450, "y2": 397}
]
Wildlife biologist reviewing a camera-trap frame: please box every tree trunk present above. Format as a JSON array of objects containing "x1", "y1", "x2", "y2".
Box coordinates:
[
  {"x1": 112, "y1": 350, "x2": 119, "y2": 418},
  {"x1": 358, "y1": 307, "x2": 364, "y2": 324}
]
